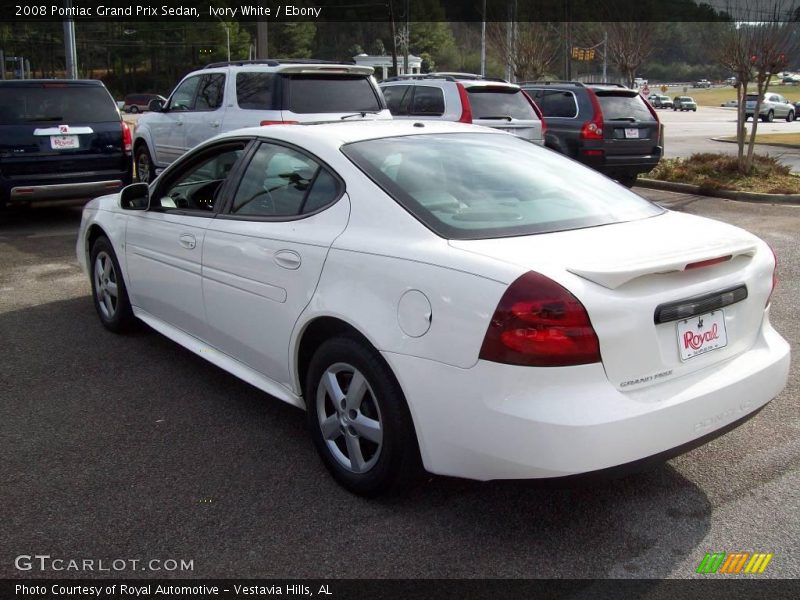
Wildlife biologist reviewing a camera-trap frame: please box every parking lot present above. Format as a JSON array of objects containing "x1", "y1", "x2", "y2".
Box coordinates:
[{"x1": 1, "y1": 191, "x2": 797, "y2": 579}]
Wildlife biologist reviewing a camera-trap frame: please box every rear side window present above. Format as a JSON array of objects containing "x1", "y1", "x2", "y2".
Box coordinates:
[
  {"x1": 195, "y1": 74, "x2": 225, "y2": 111},
  {"x1": 236, "y1": 73, "x2": 276, "y2": 110},
  {"x1": 409, "y1": 86, "x2": 445, "y2": 116},
  {"x1": 466, "y1": 87, "x2": 536, "y2": 120},
  {"x1": 0, "y1": 85, "x2": 119, "y2": 125},
  {"x1": 595, "y1": 92, "x2": 655, "y2": 121},
  {"x1": 535, "y1": 89, "x2": 578, "y2": 118},
  {"x1": 285, "y1": 75, "x2": 382, "y2": 113},
  {"x1": 230, "y1": 142, "x2": 340, "y2": 217}
]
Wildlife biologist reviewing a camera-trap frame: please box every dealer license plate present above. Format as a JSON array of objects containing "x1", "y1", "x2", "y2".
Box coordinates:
[
  {"x1": 50, "y1": 135, "x2": 79, "y2": 150},
  {"x1": 676, "y1": 310, "x2": 728, "y2": 361},
  {"x1": 624, "y1": 128, "x2": 640, "y2": 138}
]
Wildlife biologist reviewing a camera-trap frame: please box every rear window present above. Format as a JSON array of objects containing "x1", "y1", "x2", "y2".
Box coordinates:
[
  {"x1": 594, "y1": 92, "x2": 655, "y2": 121},
  {"x1": 0, "y1": 85, "x2": 119, "y2": 125},
  {"x1": 285, "y1": 75, "x2": 381, "y2": 113},
  {"x1": 746, "y1": 94, "x2": 759, "y2": 102},
  {"x1": 342, "y1": 133, "x2": 662, "y2": 240},
  {"x1": 466, "y1": 87, "x2": 536, "y2": 120},
  {"x1": 236, "y1": 73, "x2": 276, "y2": 110}
]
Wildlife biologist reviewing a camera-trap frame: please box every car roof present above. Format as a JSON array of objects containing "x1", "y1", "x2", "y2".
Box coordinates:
[
  {"x1": 199, "y1": 61, "x2": 374, "y2": 77},
  {"x1": 217, "y1": 120, "x2": 501, "y2": 150},
  {"x1": 0, "y1": 79, "x2": 106, "y2": 87}
]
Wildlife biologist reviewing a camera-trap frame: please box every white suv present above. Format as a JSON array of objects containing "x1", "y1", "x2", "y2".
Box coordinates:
[
  {"x1": 133, "y1": 60, "x2": 392, "y2": 182},
  {"x1": 745, "y1": 92, "x2": 795, "y2": 122},
  {"x1": 379, "y1": 73, "x2": 544, "y2": 145}
]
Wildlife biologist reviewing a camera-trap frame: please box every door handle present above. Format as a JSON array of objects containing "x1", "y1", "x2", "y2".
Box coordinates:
[
  {"x1": 209, "y1": 121, "x2": 220, "y2": 128},
  {"x1": 274, "y1": 249, "x2": 301, "y2": 270},
  {"x1": 179, "y1": 233, "x2": 196, "y2": 249},
  {"x1": 175, "y1": 120, "x2": 184, "y2": 126}
]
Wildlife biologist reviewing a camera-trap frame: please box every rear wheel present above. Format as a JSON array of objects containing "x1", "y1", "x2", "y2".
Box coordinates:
[
  {"x1": 787, "y1": 111, "x2": 795, "y2": 122},
  {"x1": 305, "y1": 336, "x2": 422, "y2": 496},
  {"x1": 90, "y1": 236, "x2": 135, "y2": 332},
  {"x1": 129, "y1": 105, "x2": 139, "y2": 114},
  {"x1": 763, "y1": 110, "x2": 774, "y2": 123},
  {"x1": 135, "y1": 144, "x2": 154, "y2": 184},
  {"x1": 617, "y1": 174, "x2": 638, "y2": 188}
]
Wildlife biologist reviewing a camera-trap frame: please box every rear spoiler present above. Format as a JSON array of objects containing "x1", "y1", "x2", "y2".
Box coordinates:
[{"x1": 276, "y1": 65, "x2": 374, "y2": 76}]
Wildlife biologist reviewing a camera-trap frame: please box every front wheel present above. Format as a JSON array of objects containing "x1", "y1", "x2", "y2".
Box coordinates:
[
  {"x1": 129, "y1": 105, "x2": 139, "y2": 114},
  {"x1": 306, "y1": 337, "x2": 422, "y2": 496},
  {"x1": 617, "y1": 174, "x2": 638, "y2": 188},
  {"x1": 90, "y1": 236, "x2": 135, "y2": 332}
]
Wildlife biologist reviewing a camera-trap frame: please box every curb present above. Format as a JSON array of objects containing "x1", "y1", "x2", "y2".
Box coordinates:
[
  {"x1": 710, "y1": 136, "x2": 800, "y2": 150},
  {"x1": 637, "y1": 178, "x2": 800, "y2": 205}
]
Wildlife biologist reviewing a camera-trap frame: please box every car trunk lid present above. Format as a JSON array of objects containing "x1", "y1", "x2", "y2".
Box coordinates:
[{"x1": 450, "y1": 211, "x2": 773, "y2": 390}]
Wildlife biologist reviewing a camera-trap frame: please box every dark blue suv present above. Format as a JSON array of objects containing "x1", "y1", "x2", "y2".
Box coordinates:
[{"x1": 0, "y1": 79, "x2": 132, "y2": 210}]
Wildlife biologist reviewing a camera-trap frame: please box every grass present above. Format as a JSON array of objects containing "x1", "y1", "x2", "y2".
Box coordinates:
[
  {"x1": 648, "y1": 153, "x2": 800, "y2": 194},
  {"x1": 677, "y1": 83, "x2": 800, "y2": 107},
  {"x1": 718, "y1": 132, "x2": 800, "y2": 148}
]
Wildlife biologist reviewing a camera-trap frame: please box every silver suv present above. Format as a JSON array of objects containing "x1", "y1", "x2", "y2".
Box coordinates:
[
  {"x1": 745, "y1": 92, "x2": 795, "y2": 122},
  {"x1": 379, "y1": 73, "x2": 544, "y2": 145},
  {"x1": 134, "y1": 60, "x2": 392, "y2": 182}
]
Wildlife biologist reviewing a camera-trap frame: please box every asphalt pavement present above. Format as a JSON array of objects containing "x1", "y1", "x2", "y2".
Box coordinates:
[{"x1": 1, "y1": 193, "x2": 798, "y2": 579}]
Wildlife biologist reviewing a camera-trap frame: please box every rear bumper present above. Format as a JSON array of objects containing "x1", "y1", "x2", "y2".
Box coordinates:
[
  {"x1": 384, "y1": 318, "x2": 789, "y2": 481},
  {"x1": 579, "y1": 146, "x2": 662, "y2": 176},
  {"x1": 1, "y1": 169, "x2": 131, "y2": 204}
]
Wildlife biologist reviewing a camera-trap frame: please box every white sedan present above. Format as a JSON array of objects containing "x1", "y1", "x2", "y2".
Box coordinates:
[{"x1": 76, "y1": 121, "x2": 790, "y2": 496}]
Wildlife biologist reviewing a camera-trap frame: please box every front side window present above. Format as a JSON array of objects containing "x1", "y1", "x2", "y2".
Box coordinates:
[
  {"x1": 195, "y1": 74, "x2": 225, "y2": 111},
  {"x1": 343, "y1": 133, "x2": 663, "y2": 240},
  {"x1": 169, "y1": 76, "x2": 202, "y2": 111},
  {"x1": 229, "y1": 142, "x2": 340, "y2": 217},
  {"x1": 153, "y1": 143, "x2": 247, "y2": 213}
]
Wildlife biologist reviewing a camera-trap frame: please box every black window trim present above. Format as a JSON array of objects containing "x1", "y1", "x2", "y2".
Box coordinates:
[
  {"x1": 147, "y1": 137, "x2": 256, "y2": 218},
  {"x1": 216, "y1": 137, "x2": 346, "y2": 222}
]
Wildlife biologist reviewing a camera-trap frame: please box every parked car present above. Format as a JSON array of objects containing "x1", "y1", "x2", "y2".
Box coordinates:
[
  {"x1": 693, "y1": 79, "x2": 712, "y2": 88},
  {"x1": 745, "y1": 92, "x2": 795, "y2": 122},
  {"x1": 0, "y1": 79, "x2": 133, "y2": 211},
  {"x1": 726, "y1": 76, "x2": 737, "y2": 86},
  {"x1": 720, "y1": 99, "x2": 739, "y2": 107},
  {"x1": 673, "y1": 96, "x2": 698, "y2": 111},
  {"x1": 379, "y1": 73, "x2": 545, "y2": 145},
  {"x1": 122, "y1": 93, "x2": 167, "y2": 114},
  {"x1": 77, "y1": 121, "x2": 788, "y2": 495},
  {"x1": 520, "y1": 81, "x2": 662, "y2": 187},
  {"x1": 133, "y1": 59, "x2": 392, "y2": 183},
  {"x1": 649, "y1": 95, "x2": 674, "y2": 109},
  {"x1": 793, "y1": 101, "x2": 800, "y2": 120}
]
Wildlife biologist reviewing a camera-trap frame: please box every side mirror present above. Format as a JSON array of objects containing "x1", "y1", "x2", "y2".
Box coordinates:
[
  {"x1": 120, "y1": 183, "x2": 150, "y2": 210},
  {"x1": 148, "y1": 98, "x2": 165, "y2": 112}
]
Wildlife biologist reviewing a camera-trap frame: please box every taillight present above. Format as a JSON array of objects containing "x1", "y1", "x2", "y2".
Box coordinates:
[
  {"x1": 580, "y1": 89, "x2": 604, "y2": 140},
  {"x1": 767, "y1": 244, "x2": 778, "y2": 307},
  {"x1": 260, "y1": 120, "x2": 299, "y2": 126},
  {"x1": 121, "y1": 121, "x2": 132, "y2": 154},
  {"x1": 522, "y1": 90, "x2": 546, "y2": 136},
  {"x1": 456, "y1": 83, "x2": 472, "y2": 123},
  {"x1": 479, "y1": 271, "x2": 601, "y2": 367}
]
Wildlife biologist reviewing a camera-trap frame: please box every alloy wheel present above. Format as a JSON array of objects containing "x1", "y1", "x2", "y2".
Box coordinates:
[
  {"x1": 93, "y1": 251, "x2": 119, "y2": 320},
  {"x1": 316, "y1": 362, "x2": 383, "y2": 473}
]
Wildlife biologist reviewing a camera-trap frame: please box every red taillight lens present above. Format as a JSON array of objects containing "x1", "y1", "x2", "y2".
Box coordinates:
[
  {"x1": 522, "y1": 90, "x2": 546, "y2": 136},
  {"x1": 767, "y1": 244, "x2": 778, "y2": 306},
  {"x1": 685, "y1": 255, "x2": 732, "y2": 270},
  {"x1": 260, "y1": 120, "x2": 299, "y2": 126},
  {"x1": 456, "y1": 82, "x2": 473, "y2": 124},
  {"x1": 479, "y1": 271, "x2": 601, "y2": 367},
  {"x1": 580, "y1": 89, "x2": 604, "y2": 140},
  {"x1": 121, "y1": 121, "x2": 132, "y2": 154}
]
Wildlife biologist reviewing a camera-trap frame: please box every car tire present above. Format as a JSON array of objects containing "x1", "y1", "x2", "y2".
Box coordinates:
[
  {"x1": 765, "y1": 110, "x2": 774, "y2": 123},
  {"x1": 305, "y1": 336, "x2": 422, "y2": 496},
  {"x1": 787, "y1": 111, "x2": 794, "y2": 122},
  {"x1": 693, "y1": 108, "x2": 697, "y2": 112},
  {"x1": 617, "y1": 174, "x2": 638, "y2": 188},
  {"x1": 89, "y1": 236, "x2": 135, "y2": 333},
  {"x1": 129, "y1": 105, "x2": 139, "y2": 114},
  {"x1": 135, "y1": 144, "x2": 154, "y2": 184}
]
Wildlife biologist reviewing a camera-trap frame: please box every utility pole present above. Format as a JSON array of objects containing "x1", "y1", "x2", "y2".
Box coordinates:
[
  {"x1": 602, "y1": 31, "x2": 608, "y2": 81},
  {"x1": 505, "y1": 4, "x2": 512, "y2": 81},
  {"x1": 256, "y1": 21, "x2": 268, "y2": 59},
  {"x1": 0, "y1": 50, "x2": 5, "y2": 80},
  {"x1": 480, "y1": 0, "x2": 486, "y2": 76},
  {"x1": 63, "y1": 0, "x2": 78, "y2": 79},
  {"x1": 389, "y1": 0, "x2": 398, "y2": 76},
  {"x1": 404, "y1": 0, "x2": 410, "y2": 75}
]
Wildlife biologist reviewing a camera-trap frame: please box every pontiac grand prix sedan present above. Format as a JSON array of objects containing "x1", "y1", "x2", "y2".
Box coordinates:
[{"x1": 76, "y1": 121, "x2": 790, "y2": 496}]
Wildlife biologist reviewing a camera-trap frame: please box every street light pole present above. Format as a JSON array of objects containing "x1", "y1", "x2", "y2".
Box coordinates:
[{"x1": 63, "y1": 0, "x2": 78, "y2": 79}]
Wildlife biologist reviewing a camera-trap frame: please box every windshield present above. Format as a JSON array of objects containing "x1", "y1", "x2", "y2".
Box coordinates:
[
  {"x1": 466, "y1": 87, "x2": 536, "y2": 120},
  {"x1": 0, "y1": 85, "x2": 119, "y2": 125},
  {"x1": 342, "y1": 133, "x2": 663, "y2": 240}
]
